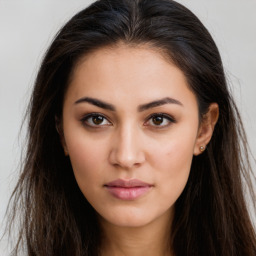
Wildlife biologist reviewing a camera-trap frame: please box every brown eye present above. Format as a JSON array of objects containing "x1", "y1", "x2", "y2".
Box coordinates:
[
  {"x1": 81, "y1": 113, "x2": 111, "y2": 127},
  {"x1": 92, "y1": 115, "x2": 104, "y2": 125},
  {"x1": 145, "y1": 113, "x2": 176, "y2": 128},
  {"x1": 152, "y1": 116, "x2": 164, "y2": 125}
]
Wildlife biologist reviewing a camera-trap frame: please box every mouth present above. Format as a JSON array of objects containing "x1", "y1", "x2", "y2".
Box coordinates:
[{"x1": 104, "y1": 179, "x2": 153, "y2": 200}]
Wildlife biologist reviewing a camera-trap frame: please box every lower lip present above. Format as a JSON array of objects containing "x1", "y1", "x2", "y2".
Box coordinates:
[{"x1": 105, "y1": 186, "x2": 152, "y2": 200}]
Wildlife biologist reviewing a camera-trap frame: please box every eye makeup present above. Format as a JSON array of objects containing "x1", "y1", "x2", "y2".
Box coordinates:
[
  {"x1": 144, "y1": 113, "x2": 176, "y2": 129},
  {"x1": 80, "y1": 112, "x2": 112, "y2": 128},
  {"x1": 80, "y1": 111, "x2": 176, "y2": 130}
]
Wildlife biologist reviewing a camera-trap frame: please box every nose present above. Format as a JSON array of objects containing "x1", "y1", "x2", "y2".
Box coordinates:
[{"x1": 109, "y1": 125, "x2": 145, "y2": 169}]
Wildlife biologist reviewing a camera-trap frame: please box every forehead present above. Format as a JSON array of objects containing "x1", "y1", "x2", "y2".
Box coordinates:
[
  {"x1": 72, "y1": 44, "x2": 175, "y2": 83},
  {"x1": 64, "y1": 44, "x2": 197, "y2": 109}
]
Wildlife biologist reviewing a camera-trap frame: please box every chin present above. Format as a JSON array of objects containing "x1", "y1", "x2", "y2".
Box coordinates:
[
  {"x1": 97, "y1": 205, "x2": 173, "y2": 229},
  {"x1": 102, "y1": 215, "x2": 154, "y2": 228}
]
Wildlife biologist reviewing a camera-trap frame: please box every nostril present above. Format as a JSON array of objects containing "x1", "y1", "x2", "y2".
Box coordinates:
[{"x1": 109, "y1": 147, "x2": 145, "y2": 169}]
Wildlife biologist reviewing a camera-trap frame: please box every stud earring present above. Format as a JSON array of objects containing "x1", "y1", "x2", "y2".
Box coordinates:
[{"x1": 199, "y1": 146, "x2": 205, "y2": 152}]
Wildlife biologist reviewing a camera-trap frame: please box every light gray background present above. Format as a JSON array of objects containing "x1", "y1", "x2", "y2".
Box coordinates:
[{"x1": 1, "y1": 0, "x2": 255, "y2": 254}]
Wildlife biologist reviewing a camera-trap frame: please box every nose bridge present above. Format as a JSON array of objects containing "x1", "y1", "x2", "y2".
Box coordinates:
[{"x1": 109, "y1": 121, "x2": 145, "y2": 168}]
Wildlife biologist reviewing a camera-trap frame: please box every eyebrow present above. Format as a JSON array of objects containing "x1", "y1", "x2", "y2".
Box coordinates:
[
  {"x1": 138, "y1": 97, "x2": 183, "y2": 112},
  {"x1": 74, "y1": 97, "x2": 116, "y2": 111},
  {"x1": 74, "y1": 96, "x2": 183, "y2": 112}
]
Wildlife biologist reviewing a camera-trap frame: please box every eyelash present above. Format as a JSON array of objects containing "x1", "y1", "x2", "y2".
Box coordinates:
[
  {"x1": 144, "y1": 113, "x2": 176, "y2": 128},
  {"x1": 80, "y1": 113, "x2": 112, "y2": 128},
  {"x1": 80, "y1": 112, "x2": 176, "y2": 128}
]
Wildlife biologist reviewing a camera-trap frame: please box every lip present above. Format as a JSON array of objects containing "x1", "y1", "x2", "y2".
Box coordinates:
[{"x1": 104, "y1": 179, "x2": 153, "y2": 200}]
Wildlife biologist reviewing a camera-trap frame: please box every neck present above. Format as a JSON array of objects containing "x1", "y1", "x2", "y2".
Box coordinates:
[{"x1": 99, "y1": 210, "x2": 173, "y2": 256}]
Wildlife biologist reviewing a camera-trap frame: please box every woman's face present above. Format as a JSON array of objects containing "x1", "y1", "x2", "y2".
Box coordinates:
[{"x1": 62, "y1": 45, "x2": 201, "y2": 228}]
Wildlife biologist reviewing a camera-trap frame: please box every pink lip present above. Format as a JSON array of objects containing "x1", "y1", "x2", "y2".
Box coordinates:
[{"x1": 104, "y1": 179, "x2": 152, "y2": 200}]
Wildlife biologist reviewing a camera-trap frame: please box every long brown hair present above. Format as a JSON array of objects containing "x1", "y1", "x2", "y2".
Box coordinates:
[{"x1": 7, "y1": 0, "x2": 256, "y2": 255}]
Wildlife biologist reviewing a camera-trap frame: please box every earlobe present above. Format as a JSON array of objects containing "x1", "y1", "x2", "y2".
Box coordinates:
[
  {"x1": 193, "y1": 103, "x2": 219, "y2": 156},
  {"x1": 55, "y1": 116, "x2": 69, "y2": 156}
]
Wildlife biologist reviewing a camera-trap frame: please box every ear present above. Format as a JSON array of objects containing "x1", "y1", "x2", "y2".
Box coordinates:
[
  {"x1": 193, "y1": 103, "x2": 219, "y2": 156},
  {"x1": 55, "y1": 116, "x2": 69, "y2": 156}
]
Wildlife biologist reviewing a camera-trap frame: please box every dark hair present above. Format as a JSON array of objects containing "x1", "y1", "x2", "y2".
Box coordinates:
[{"x1": 7, "y1": 0, "x2": 256, "y2": 255}]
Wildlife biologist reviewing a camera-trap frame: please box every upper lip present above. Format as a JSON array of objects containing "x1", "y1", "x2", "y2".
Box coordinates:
[{"x1": 105, "y1": 179, "x2": 152, "y2": 188}]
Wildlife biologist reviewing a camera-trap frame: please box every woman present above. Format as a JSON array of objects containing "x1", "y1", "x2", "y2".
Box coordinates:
[{"x1": 7, "y1": 0, "x2": 256, "y2": 255}]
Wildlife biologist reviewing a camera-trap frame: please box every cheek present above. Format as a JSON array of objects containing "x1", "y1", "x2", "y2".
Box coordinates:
[
  {"x1": 150, "y1": 128, "x2": 196, "y2": 172},
  {"x1": 66, "y1": 136, "x2": 107, "y2": 190},
  {"x1": 159, "y1": 140, "x2": 193, "y2": 180},
  {"x1": 149, "y1": 132, "x2": 196, "y2": 203}
]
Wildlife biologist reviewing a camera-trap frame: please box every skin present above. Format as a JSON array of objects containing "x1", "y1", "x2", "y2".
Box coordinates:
[{"x1": 61, "y1": 44, "x2": 218, "y2": 256}]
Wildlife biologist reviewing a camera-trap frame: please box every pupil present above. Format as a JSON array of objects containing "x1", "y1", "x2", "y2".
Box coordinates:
[
  {"x1": 153, "y1": 116, "x2": 163, "y2": 125},
  {"x1": 93, "y1": 116, "x2": 103, "y2": 125}
]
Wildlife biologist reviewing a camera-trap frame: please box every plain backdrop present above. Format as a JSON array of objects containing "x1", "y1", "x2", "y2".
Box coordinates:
[{"x1": 0, "y1": 0, "x2": 255, "y2": 254}]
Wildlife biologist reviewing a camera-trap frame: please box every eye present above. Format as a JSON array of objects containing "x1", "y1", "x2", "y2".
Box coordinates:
[
  {"x1": 145, "y1": 113, "x2": 176, "y2": 128},
  {"x1": 81, "y1": 113, "x2": 111, "y2": 127}
]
